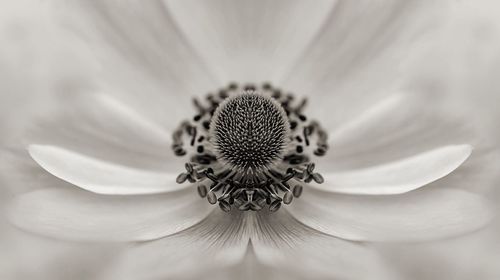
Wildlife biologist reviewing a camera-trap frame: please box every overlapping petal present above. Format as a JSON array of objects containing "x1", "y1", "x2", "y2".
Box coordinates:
[
  {"x1": 288, "y1": 188, "x2": 492, "y2": 242},
  {"x1": 283, "y1": 1, "x2": 446, "y2": 110},
  {"x1": 165, "y1": 0, "x2": 335, "y2": 83},
  {"x1": 29, "y1": 145, "x2": 181, "y2": 195},
  {"x1": 26, "y1": 93, "x2": 178, "y2": 171},
  {"x1": 316, "y1": 145, "x2": 472, "y2": 195},
  {"x1": 319, "y1": 93, "x2": 474, "y2": 170},
  {"x1": 102, "y1": 210, "x2": 250, "y2": 280},
  {"x1": 103, "y1": 209, "x2": 394, "y2": 280},
  {"x1": 248, "y1": 210, "x2": 395, "y2": 280},
  {"x1": 54, "y1": 0, "x2": 219, "y2": 128},
  {"x1": 7, "y1": 187, "x2": 212, "y2": 242}
]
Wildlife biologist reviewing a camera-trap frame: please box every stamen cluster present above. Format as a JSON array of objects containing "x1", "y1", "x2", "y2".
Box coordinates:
[{"x1": 172, "y1": 83, "x2": 328, "y2": 212}]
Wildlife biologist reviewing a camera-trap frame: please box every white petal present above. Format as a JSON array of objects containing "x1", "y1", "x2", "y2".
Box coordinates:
[
  {"x1": 248, "y1": 210, "x2": 395, "y2": 280},
  {"x1": 102, "y1": 210, "x2": 250, "y2": 280},
  {"x1": 7, "y1": 187, "x2": 212, "y2": 242},
  {"x1": 317, "y1": 145, "x2": 472, "y2": 195},
  {"x1": 288, "y1": 188, "x2": 492, "y2": 242},
  {"x1": 284, "y1": 1, "x2": 445, "y2": 99},
  {"x1": 165, "y1": 0, "x2": 335, "y2": 82},
  {"x1": 318, "y1": 93, "x2": 474, "y2": 170},
  {"x1": 29, "y1": 145, "x2": 181, "y2": 195},
  {"x1": 28, "y1": 93, "x2": 178, "y2": 171},
  {"x1": 56, "y1": 1, "x2": 219, "y2": 127}
]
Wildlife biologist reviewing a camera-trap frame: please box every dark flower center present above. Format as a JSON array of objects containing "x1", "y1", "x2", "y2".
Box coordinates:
[
  {"x1": 172, "y1": 83, "x2": 328, "y2": 212},
  {"x1": 210, "y1": 93, "x2": 289, "y2": 171}
]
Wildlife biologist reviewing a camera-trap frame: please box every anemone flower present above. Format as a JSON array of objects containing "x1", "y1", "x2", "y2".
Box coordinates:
[{"x1": 2, "y1": 1, "x2": 494, "y2": 279}]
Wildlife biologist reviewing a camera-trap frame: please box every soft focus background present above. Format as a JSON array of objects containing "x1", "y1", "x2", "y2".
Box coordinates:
[{"x1": 1, "y1": 1, "x2": 499, "y2": 279}]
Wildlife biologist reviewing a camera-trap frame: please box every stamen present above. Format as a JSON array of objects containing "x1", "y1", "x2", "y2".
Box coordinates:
[{"x1": 172, "y1": 83, "x2": 328, "y2": 212}]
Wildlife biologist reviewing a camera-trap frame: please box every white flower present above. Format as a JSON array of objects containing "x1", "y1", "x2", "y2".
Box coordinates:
[{"x1": 2, "y1": 1, "x2": 496, "y2": 279}]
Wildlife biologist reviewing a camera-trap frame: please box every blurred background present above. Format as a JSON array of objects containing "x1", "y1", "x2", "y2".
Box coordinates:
[{"x1": 1, "y1": 1, "x2": 499, "y2": 279}]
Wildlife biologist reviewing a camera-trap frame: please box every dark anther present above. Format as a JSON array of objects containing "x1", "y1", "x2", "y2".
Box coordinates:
[
  {"x1": 312, "y1": 173, "x2": 324, "y2": 184},
  {"x1": 269, "y1": 200, "x2": 282, "y2": 212},
  {"x1": 197, "y1": 146, "x2": 204, "y2": 153},
  {"x1": 176, "y1": 173, "x2": 187, "y2": 184},
  {"x1": 207, "y1": 191, "x2": 218, "y2": 204},
  {"x1": 197, "y1": 136, "x2": 205, "y2": 142},
  {"x1": 193, "y1": 115, "x2": 202, "y2": 121},
  {"x1": 296, "y1": 146, "x2": 303, "y2": 153},
  {"x1": 283, "y1": 192, "x2": 293, "y2": 204},
  {"x1": 219, "y1": 200, "x2": 231, "y2": 212},
  {"x1": 190, "y1": 128, "x2": 197, "y2": 146},
  {"x1": 228, "y1": 82, "x2": 238, "y2": 90},
  {"x1": 307, "y1": 163, "x2": 315, "y2": 173},
  {"x1": 185, "y1": 163, "x2": 194, "y2": 173},
  {"x1": 202, "y1": 121, "x2": 210, "y2": 130},
  {"x1": 298, "y1": 114, "x2": 307, "y2": 121},
  {"x1": 303, "y1": 127, "x2": 310, "y2": 146},
  {"x1": 173, "y1": 145, "x2": 186, "y2": 156},
  {"x1": 244, "y1": 84, "x2": 256, "y2": 91},
  {"x1": 290, "y1": 121, "x2": 298, "y2": 130},
  {"x1": 314, "y1": 148, "x2": 326, "y2": 156},
  {"x1": 272, "y1": 90, "x2": 282, "y2": 99},
  {"x1": 197, "y1": 185, "x2": 208, "y2": 197},
  {"x1": 262, "y1": 82, "x2": 272, "y2": 90},
  {"x1": 293, "y1": 185, "x2": 303, "y2": 197},
  {"x1": 218, "y1": 90, "x2": 228, "y2": 98},
  {"x1": 186, "y1": 125, "x2": 195, "y2": 135}
]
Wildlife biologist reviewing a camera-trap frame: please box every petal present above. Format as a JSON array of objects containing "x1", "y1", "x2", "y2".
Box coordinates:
[
  {"x1": 29, "y1": 145, "x2": 181, "y2": 195},
  {"x1": 317, "y1": 145, "x2": 472, "y2": 195},
  {"x1": 102, "y1": 210, "x2": 250, "y2": 280},
  {"x1": 288, "y1": 188, "x2": 492, "y2": 242},
  {"x1": 7, "y1": 187, "x2": 212, "y2": 242},
  {"x1": 165, "y1": 0, "x2": 335, "y2": 82},
  {"x1": 248, "y1": 210, "x2": 395, "y2": 280},
  {"x1": 318, "y1": 93, "x2": 474, "y2": 170},
  {"x1": 55, "y1": 1, "x2": 219, "y2": 127},
  {"x1": 27, "y1": 93, "x2": 178, "y2": 171},
  {"x1": 284, "y1": 1, "x2": 446, "y2": 100}
]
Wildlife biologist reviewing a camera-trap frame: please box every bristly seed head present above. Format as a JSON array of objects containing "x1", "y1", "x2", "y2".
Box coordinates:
[
  {"x1": 210, "y1": 93, "x2": 290, "y2": 172},
  {"x1": 172, "y1": 83, "x2": 329, "y2": 212}
]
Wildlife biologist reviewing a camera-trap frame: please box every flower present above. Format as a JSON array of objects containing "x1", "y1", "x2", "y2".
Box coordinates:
[{"x1": 1, "y1": 1, "x2": 495, "y2": 279}]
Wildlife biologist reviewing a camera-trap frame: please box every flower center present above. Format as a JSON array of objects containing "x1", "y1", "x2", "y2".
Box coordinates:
[
  {"x1": 172, "y1": 83, "x2": 328, "y2": 212},
  {"x1": 210, "y1": 93, "x2": 289, "y2": 172}
]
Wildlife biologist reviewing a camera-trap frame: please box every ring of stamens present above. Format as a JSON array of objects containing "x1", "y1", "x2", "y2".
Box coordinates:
[{"x1": 172, "y1": 83, "x2": 328, "y2": 212}]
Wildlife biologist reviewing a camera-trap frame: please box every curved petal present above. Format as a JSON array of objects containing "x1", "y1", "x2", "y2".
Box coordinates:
[
  {"x1": 101, "y1": 210, "x2": 250, "y2": 280},
  {"x1": 284, "y1": 1, "x2": 446, "y2": 100},
  {"x1": 103, "y1": 209, "x2": 394, "y2": 280},
  {"x1": 7, "y1": 187, "x2": 212, "y2": 242},
  {"x1": 27, "y1": 93, "x2": 180, "y2": 171},
  {"x1": 317, "y1": 145, "x2": 472, "y2": 195},
  {"x1": 248, "y1": 210, "x2": 395, "y2": 280},
  {"x1": 318, "y1": 93, "x2": 474, "y2": 170},
  {"x1": 165, "y1": 0, "x2": 335, "y2": 82},
  {"x1": 29, "y1": 145, "x2": 182, "y2": 195},
  {"x1": 288, "y1": 188, "x2": 492, "y2": 242},
  {"x1": 54, "y1": 1, "x2": 219, "y2": 128}
]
